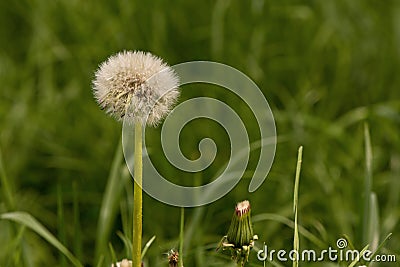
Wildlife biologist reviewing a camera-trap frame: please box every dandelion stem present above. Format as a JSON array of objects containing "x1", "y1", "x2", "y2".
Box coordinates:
[{"x1": 133, "y1": 122, "x2": 143, "y2": 267}]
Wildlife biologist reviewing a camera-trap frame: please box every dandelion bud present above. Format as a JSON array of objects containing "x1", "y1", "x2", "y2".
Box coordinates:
[
  {"x1": 227, "y1": 200, "x2": 254, "y2": 248},
  {"x1": 92, "y1": 51, "x2": 179, "y2": 126},
  {"x1": 217, "y1": 200, "x2": 257, "y2": 266}
]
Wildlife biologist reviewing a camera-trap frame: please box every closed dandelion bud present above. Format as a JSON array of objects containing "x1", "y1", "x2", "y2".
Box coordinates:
[
  {"x1": 217, "y1": 200, "x2": 257, "y2": 266},
  {"x1": 92, "y1": 51, "x2": 179, "y2": 126},
  {"x1": 227, "y1": 200, "x2": 254, "y2": 248}
]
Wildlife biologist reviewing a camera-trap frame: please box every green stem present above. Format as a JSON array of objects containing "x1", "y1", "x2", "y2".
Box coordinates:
[
  {"x1": 133, "y1": 123, "x2": 143, "y2": 267},
  {"x1": 179, "y1": 207, "x2": 184, "y2": 267}
]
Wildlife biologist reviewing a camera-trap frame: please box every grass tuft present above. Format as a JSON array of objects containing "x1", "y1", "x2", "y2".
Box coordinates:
[{"x1": 1, "y1": 212, "x2": 83, "y2": 267}]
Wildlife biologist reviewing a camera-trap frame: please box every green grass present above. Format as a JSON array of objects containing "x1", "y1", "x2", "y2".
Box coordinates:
[
  {"x1": 1, "y1": 0, "x2": 400, "y2": 266},
  {"x1": 292, "y1": 146, "x2": 302, "y2": 267}
]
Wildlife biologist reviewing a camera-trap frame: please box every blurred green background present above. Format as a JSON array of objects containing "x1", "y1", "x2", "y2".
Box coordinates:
[{"x1": 1, "y1": 0, "x2": 399, "y2": 266}]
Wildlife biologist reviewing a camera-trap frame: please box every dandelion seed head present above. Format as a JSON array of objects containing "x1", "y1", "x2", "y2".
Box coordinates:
[{"x1": 92, "y1": 51, "x2": 179, "y2": 126}]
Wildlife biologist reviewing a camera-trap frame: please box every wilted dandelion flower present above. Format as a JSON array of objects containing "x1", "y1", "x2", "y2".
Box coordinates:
[
  {"x1": 227, "y1": 200, "x2": 254, "y2": 247},
  {"x1": 92, "y1": 51, "x2": 179, "y2": 126},
  {"x1": 217, "y1": 200, "x2": 258, "y2": 266}
]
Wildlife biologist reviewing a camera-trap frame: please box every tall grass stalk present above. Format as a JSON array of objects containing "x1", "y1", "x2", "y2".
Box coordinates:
[
  {"x1": 252, "y1": 213, "x2": 325, "y2": 248},
  {"x1": 133, "y1": 123, "x2": 143, "y2": 267},
  {"x1": 57, "y1": 184, "x2": 67, "y2": 267},
  {"x1": 0, "y1": 147, "x2": 14, "y2": 210},
  {"x1": 363, "y1": 123, "x2": 372, "y2": 245},
  {"x1": 95, "y1": 140, "x2": 124, "y2": 260},
  {"x1": 109, "y1": 242, "x2": 118, "y2": 265},
  {"x1": 347, "y1": 244, "x2": 369, "y2": 267},
  {"x1": 72, "y1": 180, "x2": 82, "y2": 260},
  {"x1": 293, "y1": 146, "x2": 303, "y2": 267},
  {"x1": 369, "y1": 232, "x2": 392, "y2": 261}
]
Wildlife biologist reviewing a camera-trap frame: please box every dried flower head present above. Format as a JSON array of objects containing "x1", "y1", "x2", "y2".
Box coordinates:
[
  {"x1": 92, "y1": 51, "x2": 179, "y2": 126},
  {"x1": 217, "y1": 200, "x2": 258, "y2": 266},
  {"x1": 167, "y1": 249, "x2": 179, "y2": 267},
  {"x1": 111, "y1": 259, "x2": 132, "y2": 267}
]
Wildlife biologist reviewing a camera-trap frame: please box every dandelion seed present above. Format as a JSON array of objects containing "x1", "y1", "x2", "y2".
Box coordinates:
[{"x1": 92, "y1": 51, "x2": 180, "y2": 126}]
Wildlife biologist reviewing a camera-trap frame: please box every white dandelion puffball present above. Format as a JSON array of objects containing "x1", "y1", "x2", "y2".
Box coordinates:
[{"x1": 92, "y1": 51, "x2": 180, "y2": 126}]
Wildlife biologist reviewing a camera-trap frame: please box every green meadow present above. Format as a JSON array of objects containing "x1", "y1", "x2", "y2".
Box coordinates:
[{"x1": 0, "y1": 0, "x2": 399, "y2": 266}]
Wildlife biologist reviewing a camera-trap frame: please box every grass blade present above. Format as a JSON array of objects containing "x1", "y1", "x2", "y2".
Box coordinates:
[
  {"x1": 117, "y1": 231, "x2": 132, "y2": 258},
  {"x1": 368, "y1": 192, "x2": 379, "y2": 253},
  {"x1": 141, "y1": 235, "x2": 156, "y2": 259},
  {"x1": 252, "y1": 213, "x2": 325, "y2": 248},
  {"x1": 1, "y1": 211, "x2": 83, "y2": 267},
  {"x1": 363, "y1": 123, "x2": 373, "y2": 244},
  {"x1": 347, "y1": 244, "x2": 369, "y2": 267},
  {"x1": 293, "y1": 146, "x2": 303, "y2": 267},
  {"x1": 109, "y1": 242, "x2": 117, "y2": 266},
  {"x1": 57, "y1": 184, "x2": 67, "y2": 267},
  {"x1": 0, "y1": 146, "x2": 15, "y2": 210},
  {"x1": 72, "y1": 180, "x2": 82, "y2": 260},
  {"x1": 368, "y1": 232, "x2": 392, "y2": 265},
  {"x1": 95, "y1": 139, "x2": 127, "y2": 260},
  {"x1": 96, "y1": 255, "x2": 104, "y2": 267}
]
